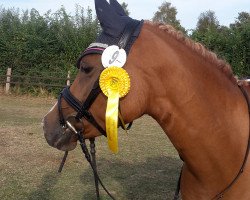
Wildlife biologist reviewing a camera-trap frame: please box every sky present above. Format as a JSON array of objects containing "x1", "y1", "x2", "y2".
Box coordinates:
[{"x1": 1, "y1": 0, "x2": 249, "y2": 30}]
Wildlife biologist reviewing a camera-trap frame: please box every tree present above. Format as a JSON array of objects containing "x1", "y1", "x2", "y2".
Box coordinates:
[
  {"x1": 229, "y1": 12, "x2": 250, "y2": 76},
  {"x1": 191, "y1": 11, "x2": 221, "y2": 52},
  {"x1": 230, "y1": 12, "x2": 250, "y2": 29},
  {"x1": 196, "y1": 10, "x2": 219, "y2": 33},
  {"x1": 152, "y1": 1, "x2": 186, "y2": 33},
  {"x1": 191, "y1": 11, "x2": 250, "y2": 77}
]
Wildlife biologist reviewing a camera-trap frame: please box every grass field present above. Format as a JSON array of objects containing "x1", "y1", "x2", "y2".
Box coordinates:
[{"x1": 0, "y1": 93, "x2": 182, "y2": 200}]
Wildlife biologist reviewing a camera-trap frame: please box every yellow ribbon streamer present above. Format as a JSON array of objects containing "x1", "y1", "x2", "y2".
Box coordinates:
[
  {"x1": 106, "y1": 92, "x2": 119, "y2": 153},
  {"x1": 99, "y1": 66, "x2": 130, "y2": 153}
]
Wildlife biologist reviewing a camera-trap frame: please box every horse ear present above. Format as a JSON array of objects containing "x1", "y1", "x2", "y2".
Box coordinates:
[
  {"x1": 109, "y1": 0, "x2": 127, "y2": 16},
  {"x1": 95, "y1": 0, "x2": 126, "y2": 37}
]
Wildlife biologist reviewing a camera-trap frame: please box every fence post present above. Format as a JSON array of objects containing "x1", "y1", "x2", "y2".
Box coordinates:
[
  {"x1": 66, "y1": 71, "x2": 71, "y2": 86},
  {"x1": 5, "y1": 67, "x2": 12, "y2": 94}
]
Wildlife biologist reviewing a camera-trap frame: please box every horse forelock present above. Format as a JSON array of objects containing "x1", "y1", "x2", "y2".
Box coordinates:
[{"x1": 144, "y1": 21, "x2": 239, "y2": 85}]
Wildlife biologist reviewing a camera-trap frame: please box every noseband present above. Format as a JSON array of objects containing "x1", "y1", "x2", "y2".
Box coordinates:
[{"x1": 58, "y1": 79, "x2": 107, "y2": 136}]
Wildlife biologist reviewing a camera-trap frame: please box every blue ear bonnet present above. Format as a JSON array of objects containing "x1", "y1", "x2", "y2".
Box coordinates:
[
  {"x1": 96, "y1": 18, "x2": 143, "y2": 54},
  {"x1": 94, "y1": 0, "x2": 143, "y2": 53},
  {"x1": 76, "y1": 0, "x2": 143, "y2": 67}
]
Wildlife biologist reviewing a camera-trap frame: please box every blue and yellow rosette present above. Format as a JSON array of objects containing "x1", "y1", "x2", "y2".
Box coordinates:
[{"x1": 99, "y1": 66, "x2": 130, "y2": 153}]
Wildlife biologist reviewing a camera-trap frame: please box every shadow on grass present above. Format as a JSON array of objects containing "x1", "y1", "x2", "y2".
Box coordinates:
[
  {"x1": 25, "y1": 156, "x2": 182, "y2": 200},
  {"x1": 27, "y1": 172, "x2": 59, "y2": 200},
  {"x1": 80, "y1": 156, "x2": 182, "y2": 200}
]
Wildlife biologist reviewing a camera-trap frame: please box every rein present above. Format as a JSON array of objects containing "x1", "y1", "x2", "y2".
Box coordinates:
[
  {"x1": 174, "y1": 85, "x2": 250, "y2": 200},
  {"x1": 66, "y1": 121, "x2": 116, "y2": 200}
]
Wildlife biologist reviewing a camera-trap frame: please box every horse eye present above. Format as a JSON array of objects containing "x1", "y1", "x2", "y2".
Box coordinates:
[{"x1": 80, "y1": 66, "x2": 93, "y2": 74}]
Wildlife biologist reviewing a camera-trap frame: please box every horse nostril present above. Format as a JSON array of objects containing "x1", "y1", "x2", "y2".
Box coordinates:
[{"x1": 66, "y1": 115, "x2": 84, "y2": 132}]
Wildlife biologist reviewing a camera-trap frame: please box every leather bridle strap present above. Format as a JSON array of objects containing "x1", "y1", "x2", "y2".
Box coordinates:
[
  {"x1": 173, "y1": 85, "x2": 250, "y2": 200},
  {"x1": 65, "y1": 121, "x2": 115, "y2": 200},
  {"x1": 58, "y1": 92, "x2": 67, "y2": 127},
  {"x1": 212, "y1": 85, "x2": 250, "y2": 199}
]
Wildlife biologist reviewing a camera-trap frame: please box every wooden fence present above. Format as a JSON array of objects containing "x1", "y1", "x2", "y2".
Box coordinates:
[{"x1": 0, "y1": 68, "x2": 73, "y2": 94}]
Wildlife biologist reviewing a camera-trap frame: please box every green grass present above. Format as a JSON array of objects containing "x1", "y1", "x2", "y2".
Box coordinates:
[{"x1": 0, "y1": 93, "x2": 182, "y2": 200}]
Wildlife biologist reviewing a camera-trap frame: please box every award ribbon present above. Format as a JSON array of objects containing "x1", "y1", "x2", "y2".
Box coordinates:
[{"x1": 99, "y1": 66, "x2": 130, "y2": 153}]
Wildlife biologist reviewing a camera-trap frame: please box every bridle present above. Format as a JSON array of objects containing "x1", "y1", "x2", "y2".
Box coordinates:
[
  {"x1": 58, "y1": 79, "x2": 107, "y2": 136},
  {"x1": 56, "y1": 20, "x2": 141, "y2": 200},
  {"x1": 57, "y1": 20, "x2": 141, "y2": 137}
]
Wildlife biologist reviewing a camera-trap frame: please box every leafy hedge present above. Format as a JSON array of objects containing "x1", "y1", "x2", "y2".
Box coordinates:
[
  {"x1": 0, "y1": 5, "x2": 99, "y2": 95},
  {"x1": 191, "y1": 11, "x2": 250, "y2": 77}
]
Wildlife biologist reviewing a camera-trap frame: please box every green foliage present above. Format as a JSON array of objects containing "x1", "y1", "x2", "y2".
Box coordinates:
[
  {"x1": 152, "y1": 1, "x2": 186, "y2": 33},
  {"x1": 196, "y1": 10, "x2": 219, "y2": 33},
  {"x1": 0, "y1": 5, "x2": 98, "y2": 95},
  {"x1": 191, "y1": 11, "x2": 250, "y2": 77},
  {"x1": 0, "y1": 4, "x2": 249, "y2": 95},
  {"x1": 229, "y1": 12, "x2": 250, "y2": 76}
]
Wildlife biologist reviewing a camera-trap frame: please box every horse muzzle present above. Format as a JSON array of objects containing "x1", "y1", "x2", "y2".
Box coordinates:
[{"x1": 43, "y1": 112, "x2": 78, "y2": 151}]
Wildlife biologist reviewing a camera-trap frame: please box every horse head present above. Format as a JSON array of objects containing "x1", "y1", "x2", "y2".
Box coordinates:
[{"x1": 43, "y1": 0, "x2": 148, "y2": 151}]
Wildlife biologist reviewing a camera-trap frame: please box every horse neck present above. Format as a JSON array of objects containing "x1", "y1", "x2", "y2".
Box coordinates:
[{"x1": 140, "y1": 24, "x2": 249, "y2": 184}]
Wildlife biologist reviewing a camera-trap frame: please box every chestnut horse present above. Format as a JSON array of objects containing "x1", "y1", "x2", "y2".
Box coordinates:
[{"x1": 43, "y1": 2, "x2": 250, "y2": 200}]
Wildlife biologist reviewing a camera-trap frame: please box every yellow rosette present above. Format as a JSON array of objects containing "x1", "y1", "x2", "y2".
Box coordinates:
[{"x1": 99, "y1": 66, "x2": 130, "y2": 153}]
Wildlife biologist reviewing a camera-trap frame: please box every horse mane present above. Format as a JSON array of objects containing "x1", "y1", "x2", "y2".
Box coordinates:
[{"x1": 145, "y1": 21, "x2": 239, "y2": 85}]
